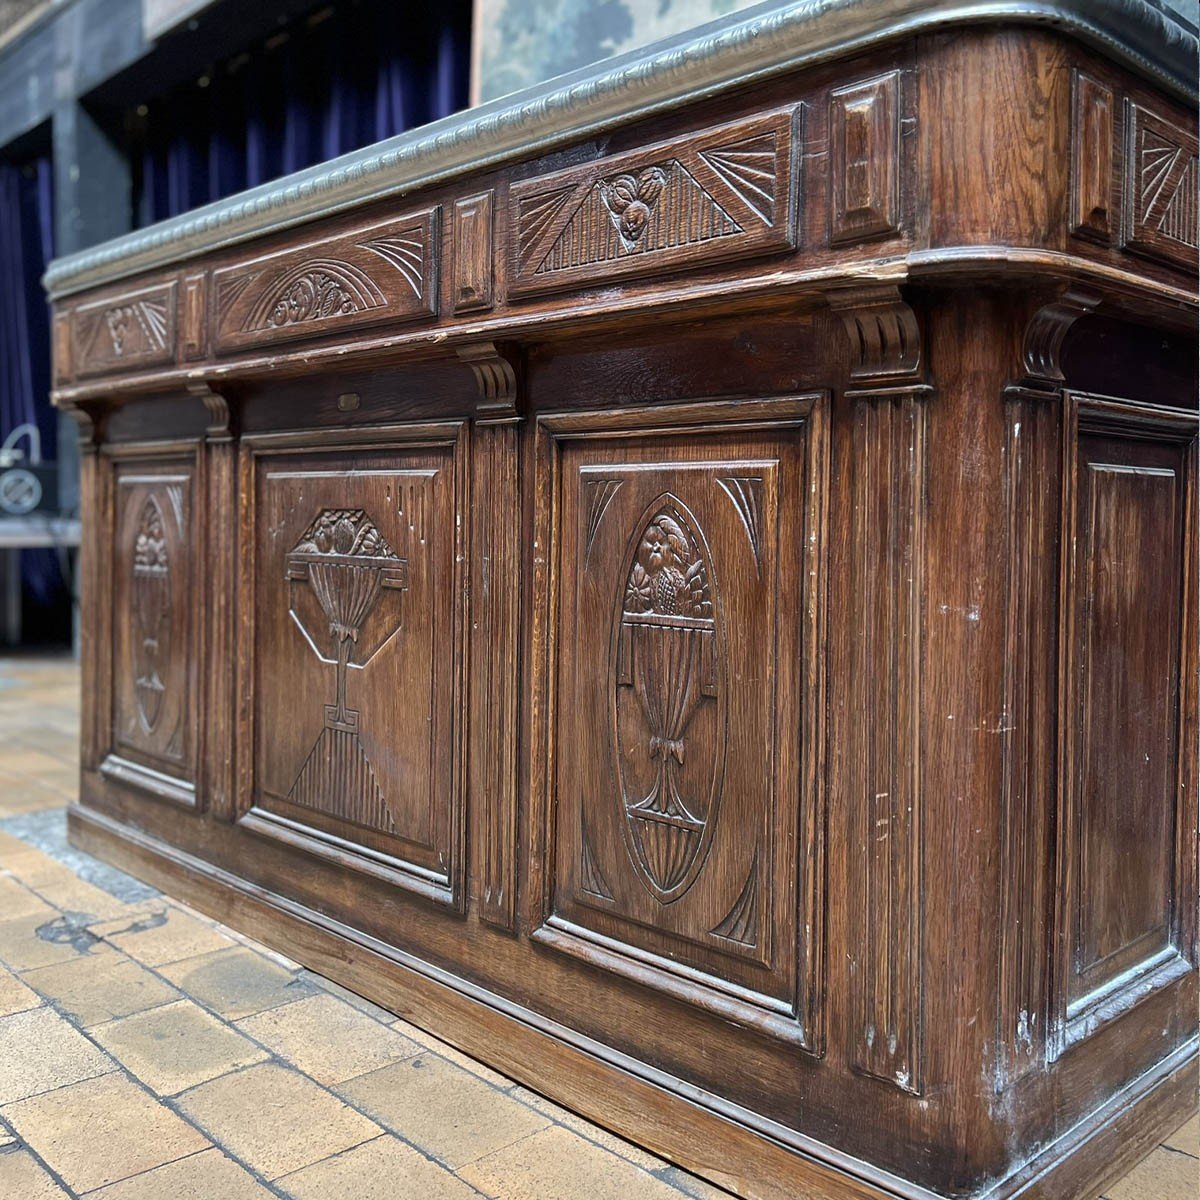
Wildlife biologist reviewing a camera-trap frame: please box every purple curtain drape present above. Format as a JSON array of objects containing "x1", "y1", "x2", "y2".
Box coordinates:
[
  {"x1": 0, "y1": 156, "x2": 53, "y2": 452},
  {"x1": 138, "y1": 3, "x2": 470, "y2": 225},
  {"x1": 0, "y1": 151, "x2": 60, "y2": 604}
]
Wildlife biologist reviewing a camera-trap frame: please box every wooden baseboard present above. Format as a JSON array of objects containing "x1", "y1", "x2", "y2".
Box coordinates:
[
  {"x1": 68, "y1": 803, "x2": 1198, "y2": 1200},
  {"x1": 1001, "y1": 1039, "x2": 1197, "y2": 1200}
]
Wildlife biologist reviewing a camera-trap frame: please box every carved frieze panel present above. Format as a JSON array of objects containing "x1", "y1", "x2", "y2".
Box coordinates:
[
  {"x1": 509, "y1": 110, "x2": 796, "y2": 296},
  {"x1": 829, "y1": 73, "x2": 899, "y2": 243},
  {"x1": 212, "y1": 208, "x2": 439, "y2": 354},
  {"x1": 73, "y1": 282, "x2": 177, "y2": 379},
  {"x1": 109, "y1": 457, "x2": 196, "y2": 797},
  {"x1": 1123, "y1": 102, "x2": 1198, "y2": 270},
  {"x1": 242, "y1": 432, "x2": 464, "y2": 905},
  {"x1": 533, "y1": 397, "x2": 825, "y2": 1049}
]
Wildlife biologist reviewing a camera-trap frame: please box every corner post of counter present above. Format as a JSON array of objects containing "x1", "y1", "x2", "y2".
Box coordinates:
[
  {"x1": 58, "y1": 397, "x2": 107, "y2": 774},
  {"x1": 827, "y1": 283, "x2": 931, "y2": 1097},
  {"x1": 458, "y1": 342, "x2": 522, "y2": 933}
]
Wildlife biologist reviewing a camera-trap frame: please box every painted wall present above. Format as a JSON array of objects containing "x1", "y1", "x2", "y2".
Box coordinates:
[{"x1": 472, "y1": 0, "x2": 758, "y2": 103}]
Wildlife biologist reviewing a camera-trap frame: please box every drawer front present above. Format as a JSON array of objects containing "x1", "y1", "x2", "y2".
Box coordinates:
[
  {"x1": 212, "y1": 208, "x2": 438, "y2": 355},
  {"x1": 509, "y1": 110, "x2": 797, "y2": 298}
]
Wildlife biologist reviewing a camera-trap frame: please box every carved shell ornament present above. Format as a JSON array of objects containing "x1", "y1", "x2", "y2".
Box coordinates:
[
  {"x1": 612, "y1": 497, "x2": 725, "y2": 902},
  {"x1": 601, "y1": 167, "x2": 668, "y2": 248}
]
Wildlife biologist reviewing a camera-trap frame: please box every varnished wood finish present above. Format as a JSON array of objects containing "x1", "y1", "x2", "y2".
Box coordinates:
[{"x1": 54, "y1": 23, "x2": 1197, "y2": 1200}]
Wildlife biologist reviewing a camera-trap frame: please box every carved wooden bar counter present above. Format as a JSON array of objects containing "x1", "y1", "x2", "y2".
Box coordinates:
[{"x1": 46, "y1": 3, "x2": 1198, "y2": 1196}]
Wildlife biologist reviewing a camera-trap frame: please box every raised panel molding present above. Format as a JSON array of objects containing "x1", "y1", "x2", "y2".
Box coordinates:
[
  {"x1": 509, "y1": 109, "x2": 797, "y2": 296},
  {"x1": 530, "y1": 395, "x2": 827, "y2": 1052},
  {"x1": 236, "y1": 424, "x2": 467, "y2": 908},
  {"x1": 460, "y1": 343, "x2": 521, "y2": 930},
  {"x1": 1053, "y1": 395, "x2": 1198, "y2": 1055},
  {"x1": 212, "y1": 208, "x2": 438, "y2": 353},
  {"x1": 830, "y1": 72, "x2": 900, "y2": 243},
  {"x1": 453, "y1": 192, "x2": 496, "y2": 313},
  {"x1": 73, "y1": 281, "x2": 177, "y2": 379},
  {"x1": 832, "y1": 286, "x2": 927, "y2": 1094},
  {"x1": 53, "y1": 311, "x2": 73, "y2": 386},
  {"x1": 182, "y1": 272, "x2": 209, "y2": 360},
  {"x1": 1124, "y1": 101, "x2": 1199, "y2": 270},
  {"x1": 1069, "y1": 72, "x2": 1114, "y2": 241}
]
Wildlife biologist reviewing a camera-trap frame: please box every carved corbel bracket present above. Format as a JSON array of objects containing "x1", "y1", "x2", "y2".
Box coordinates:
[
  {"x1": 457, "y1": 342, "x2": 520, "y2": 424},
  {"x1": 828, "y1": 285, "x2": 930, "y2": 401},
  {"x1": 187, "y1": 380, "x2": 234, "y2": 442},
  {"x1": 56, "y1": 399, "x2": 98, "y2": 454},
  {"x1": 1014, "y1": 289, "x2": 1102, "y2": 394}
]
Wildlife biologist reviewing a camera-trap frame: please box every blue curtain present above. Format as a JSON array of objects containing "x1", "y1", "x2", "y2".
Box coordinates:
[
  {"x1": 0, "y1": 151, "x2": 61, "y2": 605},
  {"x1": 138, "y1": 2, "x2": 471, "y2": 225},
  {"x1": 0, "y1": 155, "x2": 53, "y2": 453}
]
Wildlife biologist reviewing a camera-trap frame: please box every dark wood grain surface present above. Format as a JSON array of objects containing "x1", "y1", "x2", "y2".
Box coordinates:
[{"x1": 57, "y1": 24, "x2": 1198, "y2": 1200}]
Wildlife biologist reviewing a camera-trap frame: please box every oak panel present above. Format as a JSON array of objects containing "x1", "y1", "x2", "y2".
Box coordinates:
[
  {"x1": 106, "y1": 449, "x2": 198, "y2": 806},
  {"x1": 1069, "y1": 72, "x2": 1115, "y2": 241},
  {"x1": 533, "y1": 396, "x2": 826, "y2": 1050},
  {"x1": 1057, "y1": 395, "x2": 1197, "y2": 1049},
  {"x1": 239, "y1": 427, "x2": 466, "y2": 907},
  {"x1": 452, "y1": 191, "x2": 496, "y2": 313}
]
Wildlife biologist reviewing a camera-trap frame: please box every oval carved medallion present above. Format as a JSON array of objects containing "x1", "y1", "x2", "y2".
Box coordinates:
[{"x1": 610, "y1": 495, "x2": 726, "y2": 902}]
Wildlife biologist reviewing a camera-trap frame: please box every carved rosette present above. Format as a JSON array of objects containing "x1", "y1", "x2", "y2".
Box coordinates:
[{"x1": 612, "y1": 496, "x2": 725, "y2": 901}]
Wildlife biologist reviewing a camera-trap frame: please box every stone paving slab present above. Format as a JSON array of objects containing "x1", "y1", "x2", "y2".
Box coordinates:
[{"x1": 0, "y1": 655, "x2": 1193, "y2": 1200}]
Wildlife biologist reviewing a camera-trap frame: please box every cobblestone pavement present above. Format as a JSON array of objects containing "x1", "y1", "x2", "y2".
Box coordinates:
[{"x1": 0, "y1": 657, "x2": 1195, "y2": 1199}]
